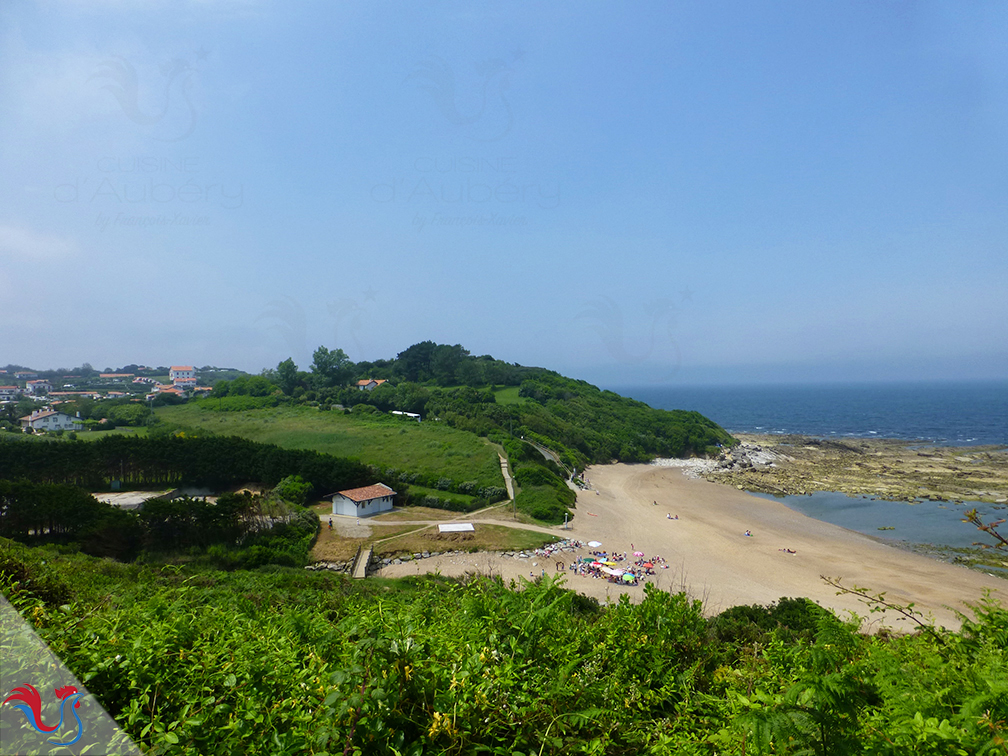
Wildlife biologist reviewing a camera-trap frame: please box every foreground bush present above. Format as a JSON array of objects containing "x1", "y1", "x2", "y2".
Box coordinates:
[{"x1": 1, "y1": 541, "x2": 1006, "y2": 755}]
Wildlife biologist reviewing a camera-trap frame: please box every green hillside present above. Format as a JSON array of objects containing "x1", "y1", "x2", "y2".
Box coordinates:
[{"x1": 155, "y1": 403, "x2": 504, "y2": 492}]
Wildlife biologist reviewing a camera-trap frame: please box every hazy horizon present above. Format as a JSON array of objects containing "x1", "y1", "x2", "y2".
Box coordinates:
[{"x1": 3, "y1": 2, "x2": 1007, "y2": 386}]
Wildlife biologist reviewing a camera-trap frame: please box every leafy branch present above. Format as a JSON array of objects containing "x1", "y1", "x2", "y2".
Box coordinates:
[
  {"x1": 821, "y1": 575, "x2": 946, "y2": 646},
  {"x1": 962, "y1": 508, "x2": 1008, "y2": 550}
]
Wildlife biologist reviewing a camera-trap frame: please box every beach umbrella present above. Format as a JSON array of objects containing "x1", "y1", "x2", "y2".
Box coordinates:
[
  {"x1": 581, "y1": 556, "x2": 594, "y2": 563},
  {"x1": 642, "y1": 562, "x2": 653, "y2": 568},
  {"x1": 621, "y1": 573, "x2": 635, "y2": 583},
  {"x1": 591, "y1": 561, "x2": 602, "y2": 567},
  {"x1": 633, "y1": 551, "x2": 644, "y2": 557},
  {"x1": 587, "y1": 540, "x2": 602, "y2": 548}
]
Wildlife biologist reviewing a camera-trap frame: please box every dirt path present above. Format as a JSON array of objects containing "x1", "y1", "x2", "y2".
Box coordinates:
[
  {"x1": 377, "y1": 463, "x2": 1007, "y2": 630},
  {"x1": 499, "y1": 453, "x2": 515, "y2": 500}
]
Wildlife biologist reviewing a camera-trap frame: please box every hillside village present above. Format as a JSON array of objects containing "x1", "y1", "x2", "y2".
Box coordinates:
[{"x1": 0, "y1": 363, "x2": 220, "y2": 434}]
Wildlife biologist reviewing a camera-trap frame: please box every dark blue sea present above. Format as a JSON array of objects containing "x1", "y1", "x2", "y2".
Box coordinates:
[
  {"x1": 613, "y1": 381, "x2": 1008, "y2": 552},
  {"x1": 615, "y1": 381, "x2": 1008, "y2": 447}
]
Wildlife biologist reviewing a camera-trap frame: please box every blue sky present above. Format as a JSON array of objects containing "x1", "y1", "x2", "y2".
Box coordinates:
[{"x1": 2, "y1": 1, "x2": 1006, "y2": 385}]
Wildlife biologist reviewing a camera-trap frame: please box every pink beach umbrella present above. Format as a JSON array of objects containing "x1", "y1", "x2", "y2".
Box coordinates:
[{"x1": 633, "y1": 551, "x2": 644, "y2": 557}]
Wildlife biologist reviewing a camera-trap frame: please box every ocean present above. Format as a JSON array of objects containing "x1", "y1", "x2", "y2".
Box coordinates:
[
  {"x1": 615, "y1": 381, "x2": 1008, "y2": 447},
  {"x1": 614, "y1": 381, "x2": 1008, "y2": 554}
]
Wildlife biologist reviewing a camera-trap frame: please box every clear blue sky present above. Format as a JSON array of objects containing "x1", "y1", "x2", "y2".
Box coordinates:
[{"x1": 2, "y1": 1, "x2": 1006, "y2": 385}]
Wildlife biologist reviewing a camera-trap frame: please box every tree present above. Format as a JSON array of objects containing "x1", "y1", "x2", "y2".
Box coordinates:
[
  {"x1": 396, "y1": 341, "x2": 437, "y2": 382},
  {"x1": 277, "y1": 358, "x2": 300, "y2": 395},
  {"x1": 311, "y1": 346, "x2": 353, "y2": 388},
  {"x1": 455, "y1": 359, "x2": 485, "y2": 387},
  {"x1": 431, "y1": 344, "x2": 469, "y2": 385}
]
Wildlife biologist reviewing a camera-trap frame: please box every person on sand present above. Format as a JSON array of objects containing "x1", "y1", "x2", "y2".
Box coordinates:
[
  {"x1": 667, "y1": 513, "x2": 671, "y2": 519},
  {"x1": 744, "y1": 530, "x2": 752, "y2": 537},
  {"x1": 328, "y1": 518, "x2": 333, "y2": 530}
]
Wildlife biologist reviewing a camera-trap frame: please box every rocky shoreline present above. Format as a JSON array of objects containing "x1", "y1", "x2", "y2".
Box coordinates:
[{"x1": 702, "y1": 433, "x2": 1008, "y2": 505}]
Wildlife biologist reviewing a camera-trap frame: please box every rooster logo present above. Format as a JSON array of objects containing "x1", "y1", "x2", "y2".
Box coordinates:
[
  {"x1": 3, "y1": 683, "x2": 85, "y2": 747},
  {"x1": 89, "y1": 55, "x2": 198, "y2": 142},
  {"x1": 407, "y1": 52, "x2": 520, "y2": 142},
  {"x1": 326, "y1": 296, "x2": 370, "y2": 357},
  {"x1": 576, "y1": 296, "x2": 682, "y2": 379},
  {"x1": 256, "y1": 296, "x2": 307, "y2": 360}
]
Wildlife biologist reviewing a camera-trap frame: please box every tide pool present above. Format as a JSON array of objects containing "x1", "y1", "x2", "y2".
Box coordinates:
[{"x1": 751, "y1": 490, "x2": 1008, "y2": 551}]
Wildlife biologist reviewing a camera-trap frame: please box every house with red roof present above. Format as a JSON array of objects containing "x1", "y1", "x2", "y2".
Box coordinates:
[
  {"x1": 330, "y1": 483, "x2": 396, "y2": 517},
  {"x1": 25, "y1": 379, "x2": 52, "y2": 395},
  {"x1": 356, "y1": 378, "x2": 388, "y2": 391},
  {"x1": 20, "y1": 410, "x2": 83, "y2": 433},
  {"x1": 169, "y1": 366, "x2": 196, "y2": 387}
]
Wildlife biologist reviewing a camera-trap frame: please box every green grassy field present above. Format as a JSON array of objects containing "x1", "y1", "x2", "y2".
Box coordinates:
[
  {"x1": 155, "y1": 403, "x2": 504, "y2": 489},
  {"x1": 0, "y1": 426, "x2": 149, "y2": 442},
  {"x1": 371, "y1": 523, "x2": 558, "y2": 558},
  {"x1": 492, "y1": 385, "x2": 528, "y2": 405},
  {"x1": 404, "y1": 484, "x2": 477, "y2": 509},
  {"x1": 79, "y1": 426, "x2": 150, "y2": 441}
]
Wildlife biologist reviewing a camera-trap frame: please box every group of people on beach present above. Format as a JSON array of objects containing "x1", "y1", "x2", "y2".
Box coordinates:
[{"x1": 566, "y1": 548, "x2": 668, "y2": 586}]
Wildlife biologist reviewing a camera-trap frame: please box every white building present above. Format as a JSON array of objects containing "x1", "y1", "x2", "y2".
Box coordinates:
[
  {"x1": 330, "y1": 483, "x2": 396, "y2": 517},
  {"x1": 391, "y1": 410, "x2": 421, "y2": 422},
  {"x1": 20, "y1": 410, "x2": 83, "y2": 433},
  {"x1": 356, "y1": 379, "x2": 388, "y2": 391},
  {"x1": 25, "y1": 380, "x2": 52, "y2": 395},
  {"x1": 169, "y1": 366, "x2": 196, "y2": 384},
  {"x1": 0, "y1": 386, "x2": 21, "y2": 401}
]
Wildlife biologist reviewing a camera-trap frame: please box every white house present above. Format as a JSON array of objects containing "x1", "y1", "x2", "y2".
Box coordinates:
[
  {"x1": 356, "y1": 379, "x2": 388, "y2": 391},
  {"x1": 169, "y1": 366, "x2": 196, "y2": 384},
  {"x1": 25, "y1": 380, "x2": 52, "y2": 395},
  {"x1": 20, "y1": 410, "x2": 83, "y2": 433},
  {"x1": 14, "y1": 371, "x2": 37, "y2": 380},
  {"x1": 330, "y1": 483, "x2": 396, "y2": 517},
  {"x1": 0, "y1": 386, "x2": 21, "y2": 401}
]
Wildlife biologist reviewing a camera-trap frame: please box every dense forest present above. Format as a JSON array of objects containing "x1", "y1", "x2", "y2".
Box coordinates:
[
  {"x1": 0, "y1": 434, "x2": 373, "y2": 492},
  {"x1": 0, "y1": 475, "x2": 320, "y2": 567}
]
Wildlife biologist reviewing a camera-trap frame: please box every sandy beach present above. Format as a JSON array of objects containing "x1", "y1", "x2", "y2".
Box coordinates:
[{"x1": 377, "y1": 463, "x2": 1007, "y2": 630}]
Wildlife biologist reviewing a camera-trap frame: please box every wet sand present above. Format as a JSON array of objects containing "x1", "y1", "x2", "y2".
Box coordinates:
[{"x1": 377, "y1": 463, "x2": 1006, "y2": 630}]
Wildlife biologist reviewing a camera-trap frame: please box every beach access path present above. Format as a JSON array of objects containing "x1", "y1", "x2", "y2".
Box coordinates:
[{"x1": 376, "y1": 462, "x2": 1006, "y2": 631}]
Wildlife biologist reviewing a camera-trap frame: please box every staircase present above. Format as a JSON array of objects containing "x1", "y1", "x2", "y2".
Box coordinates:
[{"x1": 351, "y1": 545, "x2": 372, "y2": 579}]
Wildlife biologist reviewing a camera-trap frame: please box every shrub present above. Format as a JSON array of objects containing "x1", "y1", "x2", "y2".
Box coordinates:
[
  {"x1": 273, "y1": 475, "x2": 312, "y2": 506},
  {"x1": 514, "y1": 486, "x2": 570, "y2": 524}
]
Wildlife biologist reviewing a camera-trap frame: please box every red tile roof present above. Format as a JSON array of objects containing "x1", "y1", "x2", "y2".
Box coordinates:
[
  {"x1": 335, "y1": 483, "x2": 396, "y2": 502},
  {"x1": 170, "y1": 366, "x2": 194, "y2": 371},
  {"x1": 21, "y1": 410, "x2": 58, "y2": 421}
]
